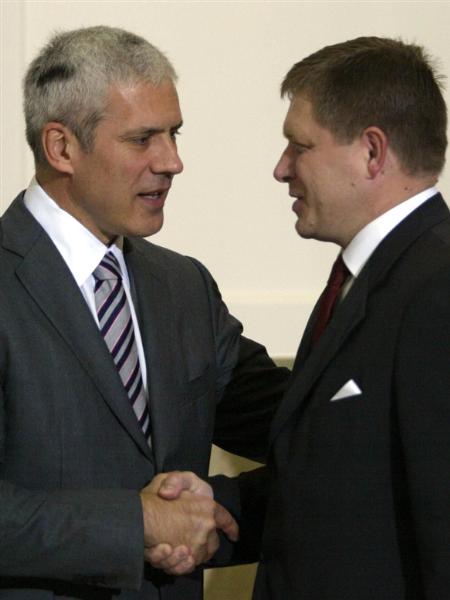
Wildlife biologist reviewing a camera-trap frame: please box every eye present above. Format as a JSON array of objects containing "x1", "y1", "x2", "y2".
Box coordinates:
[
  {"x1": 292, "y1": 142, "x2": 309, "y2": 154},
  {"x1": 170, "y1": 129, "x2": 181, "y2": 142},
  {"x1": 133, "y1": 135, "x2": 151, "y2": 146}
]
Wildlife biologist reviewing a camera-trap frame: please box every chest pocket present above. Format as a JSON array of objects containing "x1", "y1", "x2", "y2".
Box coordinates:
[{"x1": 183, "y1": 364, "x2": 212, "y2": 405}]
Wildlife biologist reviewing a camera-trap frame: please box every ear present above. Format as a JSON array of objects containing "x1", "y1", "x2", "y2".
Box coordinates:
[
  {"x1": 361, "y1": 126, "x2": 388, "y2": 178},
  {"x1": 41, "y1": 122, "x2": 80, "y2": 175}
]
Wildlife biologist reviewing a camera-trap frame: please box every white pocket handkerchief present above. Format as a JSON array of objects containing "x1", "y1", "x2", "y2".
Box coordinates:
[{"x1": 330, "y1": 379, "x2": 362, "y2": 401}]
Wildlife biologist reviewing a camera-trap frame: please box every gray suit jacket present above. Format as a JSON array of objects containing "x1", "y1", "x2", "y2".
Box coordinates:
[{"x1": 0, "y1": 193, "x2": 287, "y2": 600}]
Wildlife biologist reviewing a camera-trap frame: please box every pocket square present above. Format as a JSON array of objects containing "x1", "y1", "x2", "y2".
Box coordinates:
[{"x1": 330, "y1": 379, "x2": 362, "y2": 401}]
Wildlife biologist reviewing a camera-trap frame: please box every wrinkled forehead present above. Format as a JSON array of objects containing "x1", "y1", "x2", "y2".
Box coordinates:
[
  {"x1": 105, "y1": 77, "x2": 178, "y2": 106},
  {"x1": 102, "y1": 78, "x2": 180, "y2": 121}
]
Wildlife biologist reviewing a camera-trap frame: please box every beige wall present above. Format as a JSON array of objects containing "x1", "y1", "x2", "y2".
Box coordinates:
[
  {"x1": 2, "y1": 3, "x2": 450, "y2": 598},
  {"x1": 3, "y1": 0, "x2": 450, "y2": 357}
]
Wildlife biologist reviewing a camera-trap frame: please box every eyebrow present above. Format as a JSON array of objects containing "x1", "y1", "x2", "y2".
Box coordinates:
[
  {"x1": 283, "y1": 128, "x2": 313, "y2": 148},
  {"x1": 120, "y1": 121, "x2": 183, "y2": 139},
  {"x1": 282, "y1": 124, "x2": 298, "y2": 140},
  {"x1": 283, "y1": 130, "x2": 301, "y2": 143}
]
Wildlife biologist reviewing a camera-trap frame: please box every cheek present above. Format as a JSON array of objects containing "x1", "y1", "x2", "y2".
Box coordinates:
[
  {"x1": 121, "y1": 160, "x2": 149, "y2": 184},
  {"x1": 97, "y1": 147, "x2": 139, "y2": 179},
  {"x1": 294, "y1": 159, "x2": 305, "y2": 181}
]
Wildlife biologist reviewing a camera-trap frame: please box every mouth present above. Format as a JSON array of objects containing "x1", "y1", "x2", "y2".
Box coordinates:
[
  {"x1": 137, "y1": 187, "x2": 170, "y2": 207},
  {"x1": 290, "y1": 192, "x2": 305, "y2": 214}
]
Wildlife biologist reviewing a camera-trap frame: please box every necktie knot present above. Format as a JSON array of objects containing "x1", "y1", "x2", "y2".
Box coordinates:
[
  {"x1": 93, "y1": 252, "x2": 122, "y2": 283},
  {"x1": 327, "y1": 254, "x2": 349, "y2": 291}
]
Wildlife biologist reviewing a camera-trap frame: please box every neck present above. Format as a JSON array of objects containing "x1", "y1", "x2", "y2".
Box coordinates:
[
  {"x1": 367, "y1": 169, "x2": 438, "y2": 223},
  {"x1": 35, "y1": 167, "x2": 72, "y2": 209}
]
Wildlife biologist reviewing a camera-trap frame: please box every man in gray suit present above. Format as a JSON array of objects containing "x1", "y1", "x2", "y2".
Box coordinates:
[{"x1": 0, "y1": 26, "x2": 288, "y2": 599}]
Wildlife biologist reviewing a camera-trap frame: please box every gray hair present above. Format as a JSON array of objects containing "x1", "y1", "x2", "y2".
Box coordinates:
[{"x1": 23, "y1": 26, "x2": 177, "y2": 165}]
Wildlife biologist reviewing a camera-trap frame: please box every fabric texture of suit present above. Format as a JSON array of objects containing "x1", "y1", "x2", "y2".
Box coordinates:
[
  {"x1": 0, "y1": 193, "x2": 288, "y2": 600},
  {"x1": 236, "y1": 193, "x2": 450, "y2": 599}
]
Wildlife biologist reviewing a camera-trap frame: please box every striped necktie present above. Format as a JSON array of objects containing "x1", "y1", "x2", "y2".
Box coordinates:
[{"x1": 93, "y1": 251, "x2": 151, "y2": 442}]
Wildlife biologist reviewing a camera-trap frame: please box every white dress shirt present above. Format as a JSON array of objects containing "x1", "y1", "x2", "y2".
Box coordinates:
[
  {"x1": 341, "y1": 187, "x2": 438, "y2": 296},
  {"x1": 24, "y1": 177, "x2": 148, "y2": 391}
]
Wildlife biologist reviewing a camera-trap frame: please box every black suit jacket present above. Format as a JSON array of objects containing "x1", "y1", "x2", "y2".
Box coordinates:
[
  {"x1": 0, "y1": 193, "x2": 288, "y2": 600},
  {"x1": 237, "y1": 193, "x2": 450, "y2": 599}
]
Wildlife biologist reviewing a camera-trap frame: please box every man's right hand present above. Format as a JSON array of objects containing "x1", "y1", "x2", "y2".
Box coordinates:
[{"x1": 140, "y1": 474, "x2": 238, "y2": 573}]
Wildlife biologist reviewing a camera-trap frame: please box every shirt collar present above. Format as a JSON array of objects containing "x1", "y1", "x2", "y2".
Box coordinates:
[
  {"x1": 342, "y1": 187, "x2": 438, "y2": 277},
  {"x1": 23, "y1": 177, "x2": 126, "y2": 286}
]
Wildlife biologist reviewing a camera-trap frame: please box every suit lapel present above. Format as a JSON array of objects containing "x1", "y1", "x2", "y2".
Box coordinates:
[
  {"x1": 270, "y1": 193, "x2": 450, "y2": 443},
  {"x1": 125, "y1": 240, "x2": 185, "y2": 471},
  {"x1": 2, "y1": 196, "x2": 153, "y2": 459},
  {"x1": 270, "y1": 272, "x2": 368, "y2": 443},
  {"x1": 291, "y1": 288, "x2": 324, "y2": 372}
]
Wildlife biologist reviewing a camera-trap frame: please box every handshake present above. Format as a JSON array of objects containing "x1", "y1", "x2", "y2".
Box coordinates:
[{"x1": 140, "y1": 472, "x2": 238, "y2": 575}]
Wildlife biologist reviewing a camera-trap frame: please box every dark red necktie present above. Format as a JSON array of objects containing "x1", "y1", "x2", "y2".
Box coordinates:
[{"x1": 311, "y1": 254, "x2": 350, "y2": 346}]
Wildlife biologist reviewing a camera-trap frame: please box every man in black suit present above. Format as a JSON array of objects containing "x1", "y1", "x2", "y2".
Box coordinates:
[
  {"x1": 155, "y1": 37, "x2": 450, "y2": 599},
  {"x1": 0, "y1": 26, "x2": 288, "y2": 599}
]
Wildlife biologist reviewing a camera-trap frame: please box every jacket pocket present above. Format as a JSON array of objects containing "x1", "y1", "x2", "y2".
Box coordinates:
[{"x1": 183, "y1": 364, "x2": 212, "y2": 404}]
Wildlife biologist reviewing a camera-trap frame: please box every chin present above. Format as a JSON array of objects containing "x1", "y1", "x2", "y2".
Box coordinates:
[
  {"x1": 139, "y1": 217, "x2": 165, "y2": 239},
  {"x1": 295, "y1": 222, "x2": 312, "y2": 239}
]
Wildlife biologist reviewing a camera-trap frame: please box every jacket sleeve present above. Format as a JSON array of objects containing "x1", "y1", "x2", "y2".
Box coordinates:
[
  {"x1": 208, "y1": 466, "x2": 270, "y2": 566},
  {"x1": 0, "y1": 477, "x2": 144, "y2": 590},
  {"x1": 187, "y1": 256, "x2": 290, "y2": 463},
  {"x1": 0, "y1": 485, "x2": 144, "y2": 590},
  {"x1": 214, "y1": 335, "x2": 289, "y2": 462},
  {"x1": 185, "y1": 257, "x2": 287, "y2": 566},
  {"x1": 0, "y1": 387, "x2": 144, "y2": 590}
]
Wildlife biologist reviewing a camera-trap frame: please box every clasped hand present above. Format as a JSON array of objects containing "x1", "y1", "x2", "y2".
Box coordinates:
[{"x1": 140, "y1": 472, "x2": 238, "y2": 575}]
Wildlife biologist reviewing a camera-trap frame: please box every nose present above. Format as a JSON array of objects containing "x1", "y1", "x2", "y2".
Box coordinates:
[
  {"x1": 273, "y1": 146, "x2": 293, "y2": 183},
  {"x1": 152, "y1": 137, "x2": 184, "y2": 176}
]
